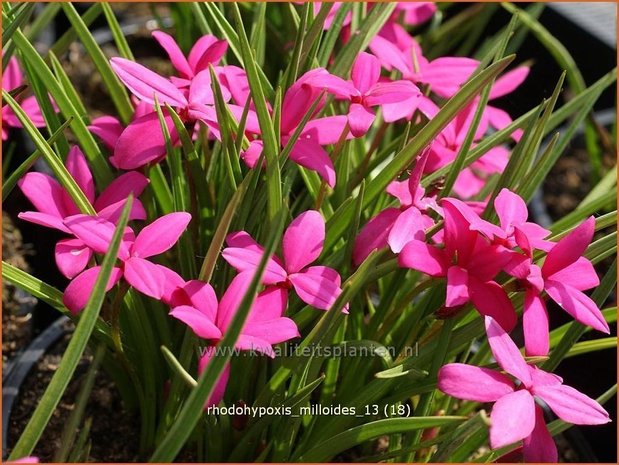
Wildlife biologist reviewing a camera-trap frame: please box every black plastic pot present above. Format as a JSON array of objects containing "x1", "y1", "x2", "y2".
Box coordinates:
[{"x1": 2, "y1": 316, "x2": 69, "y2": 459}]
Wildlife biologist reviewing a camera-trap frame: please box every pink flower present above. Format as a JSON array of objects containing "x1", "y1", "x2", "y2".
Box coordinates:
[
  {"x1": 239, "y1": 69, "x2": 352, "y2": 187},
  {"x1": 222, "y1": 210, "x2": 346, "y2": 312},
  {"x1": 17, "y1": 146, "x2": 149, "y2": 278},
  {"x1": 438, "y1": 316, "x2": 610, "y2": 462},
  {"x1": 152, "y1": 31, "x2": 227, "y2": 83},
  {"x1": 312, "y1": 52, "x2": 421, "y2": 136},
  {"x1": 62, "y1": 212, "x2": 191, "y2": 313},
  {"x1": 505, "y1": 216, "x2": 608, "y2": 356},
  {"x1": 393, "y1": 2, "x2": 437, "y2": 26},
  {"x1": 109, "y1": 40, "x2": 230, "y2": 168},
  {"x1": 88, "y1": 100, "x2": 153, "y2": 150},
  {"x1": 353, "y1": 149, "x2": 438, "y2": 265},
  {"x1": 169, "y1": 272, "x2": 299, "y2": 405},
  {"x1": 427, "y1": 104, "x2": 510, "y2": 198},
  {"x1": 2, "y1": 56, "x2": 49, "y2": 140},
  {"x1": 398, "y1": 198, "x2": 516, "y2": 330}
]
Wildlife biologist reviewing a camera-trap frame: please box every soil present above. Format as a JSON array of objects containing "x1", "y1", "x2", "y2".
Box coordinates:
[
  {"x1": 6, "y1": 327, "x2": 140, "y2": 462},
  {"x1": 2, "y1": 212, "x2": 35, "y2": 363}
]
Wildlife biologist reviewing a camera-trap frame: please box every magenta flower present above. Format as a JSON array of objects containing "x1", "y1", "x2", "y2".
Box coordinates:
[
  {"x1": 427, "y1": 104, "x2": 510, "y2": 198},
  {"x1": 353, "y1": 149, "x2": 438, "y2": 265},
  {"x1": 222, "y1": 210, "x2": 346, "y2": 312},
  {"x1": 311, "y1": 52, "x2": 421, "y2": 136},
  {"x1": 398, "y1": 198, "x2": 516, "y2": 330},
  {"x1": 88, "y1": 100, "x2": 153, "y2": 150},
  {"x1": 17, "y1": 146, "x2": 149, "y2": 278},
  {"x1": 439, "y1": 316, "x2": 610, "y2": 462},
  {"x1": 239, "y1": 69, "x2": 351, "y2": 187},
  {"x1": 169, "y1": 272, "x2": 299, "y2": 405},
  {"x1": 152, "y1": 31, "x2": 227, "y2": 83},
  {"x1": 62, "y1": 212, "x2": 191, "y2": 313},
  {"x1": 2, "y1": 56, "x2": 49, "y2": 140},
  {"x1": 505, "y1": 216, "x2": 608, "y2": 356},
  {"x1": 109, "y1": 44, "x2": 228, "y2": 168},
  {"x1": 393, "y1": 2, "x2": 437, "y2": 26}
]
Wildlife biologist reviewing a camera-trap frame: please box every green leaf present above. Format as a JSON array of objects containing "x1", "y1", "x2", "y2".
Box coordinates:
[
  {"x1": 60, "y1": 3, "x2": 133, "y2": 124},
  {"x1": 329, "y1": 3, "x2": 397, "y2": 77},
  {"x1": 432, "y1": 411, "x2": 490, "y2": 462},
  {"x1": 12, "y1": 26, "x2": 114, "y2": 186},
  {"x1": 296, "y1": 416, "x2": 466, "y2": 462},
  {"x1": 2, "y1": 90, "x2": 95, "y2": 215},
  {"x1": 2, "y1": 116, "x2": 73, "y2": 202},
  {"x1": 101, "y1": 3, "x2": 135, "y2": 60},
  {"x1": 8, "y1": 197, "x2": 133, "y2": 459},
  {"x1": 325, "y1": 55, "x2": 515, "y2": 251},
  {"x1": 150, "y1": 210, "x2": 287, "y2": 462},
  {"x1": 231, "y1": 3, "x2": 282, "y2": 223}
]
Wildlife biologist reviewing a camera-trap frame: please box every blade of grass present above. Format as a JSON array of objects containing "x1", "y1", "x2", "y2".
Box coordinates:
[
  {"x1": 8, "y1": 197, "x2": 133, "y2": 459},
  {"x1": 61, "y1": 3, "x2": 133, "y2": 124},
  {"x1": 151, "y1": 209, "x2": 287, "y2": 462},
  {"x1": 2, "y1": 90, "x2": 95, "y2": 215}
]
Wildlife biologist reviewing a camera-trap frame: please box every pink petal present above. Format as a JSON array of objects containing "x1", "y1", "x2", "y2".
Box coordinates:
[
  {"x1": 198, "y1": 351, "x2": 230, "y2": 407},
  {"x1": 484, "y1": 316, "x2": 532, "y2": 386},
  {"x1": 55, "y1": 238, "x2": 93, "y2": 279},
  {"x1": 421, "y1": 57, "x2": 479, "y2": 98},
  {"x1": 64, "y1": 214, "x2": 132, "y2": 260},
  {"x1": 217, "y1": 271, "x2": 255, "y2": 330},
  {"x1": 543, "y1": 217, "x2": 595, "y2": 278},
  {"x1": 94, "y1": 172, "x2": 149, "y2": 216},
  {"x1": 368, "y1": 35, "x2": 412, "y2": 77},
  {"x1": 222, "y1": 232, "x2": 287, "y2": 285},
  {"x1": 438, "y1": 363, "x2": 514, "y2": 402},
  {"x1": 494, "y1": 188, "x2": 528, "y2": 231},
  {"x1": 219, "y1": 65, "x2": 252, "y2": 107},
  {"x1": 352, "y1": 52, "x2": 381, "y2": 94},
  {"x1": 282, "y1": 210, "x2": 325, "y2": 273},
  {"x1": 288, "y1": 138, "x2": 336, "y2": 188},
  {"x1": 123, "y1": 256, "x2": 166, "y2": 299},
  {"x1": 240, "y1": 139, "x2": 263, "y2": 168},
  {"x1": 88, "y1": 116, "x2": 124, "y2": 149},
  {"x1": 189, "y1": 70, "x2": 228, "y2": 106},
  {"x1": 470, "y1": 278, "x2": 517, "y2": 331},
  {"x1": 65, "y1": 146, "x2": 95, "y2": 204},
  {"x1": 110, "y1": 57, "x2": 187, "y2": 107},
  {"x1": 446, "y1": 266, "x2": 470, "y2": 307},
  {"x1": 352, "y1": 208, "x2": 400, "y2": 266},
  {"x1": 17, "y1": 212, "x2": 70, "y2": 233},
  {"x1": 545, "y1": 280, "x2": 609, "y2": 333},
  {"x1": 289, "y1": 266, "x2": 345, "y2": 312},
  {"x1": 533, "y1": 384, "x2": 610, "y2": 425},
  {"x1": 159, "y1": 265, "x2": 186, "y2": 306},
  {"x1": 152, "y1": 30, "x2": 193, "y2": 78},
  {"x1": 489, "y1": 390, "x2": 536, "y2": 449},
  {"x1": 365, "y1": 80, "x2": 420, "y2": 106},
  {"x1": 300, "y1": 115, "x2": 351, "y2": 145},
  {"x1": 244, "y1": 286, "x2": 299, "y2": 343},
  {"x1": 547, "y1": 256, "x2": 599, "y2": 291},
  {"x1": 398, "y1": 240, "x2": 449, "y2": 277},
  {"x1": 188, "y1": 35, "x2": 228, "y2": 73},
  {"x1": 440, "y1": 198, "x2": 480, "y2": 261},
  {"x1": 178, "y1": 280, "x2": 219, "y2": 321},
  {"x1": 388, "y1": 206, "x2": 427, "y2": 254},
  {"x1": 132, "y1": 212, "x2": 191, "y2": 258},
  {"x1": 170, "y1": 305, "x2": 222, "y2": 340},
  {"x1": 523, "y1": 290, "x2": 550, "y2": 357},
  {"x1": 62, "y1": 266, "x2": 123, "y2": 314},
  {"x1": 3, "y1": 56, "x2": 23, "y2": 90},
  {"x1": 522, "y1": 405, "x2": 558, "y2": 463},
  {"x1": 20, "y1": 96, "x2": 47, "y2": 126},
  {"x1": 489, "y1": 66, "x2": 530, "y2": 100},
  {"x1": 386, "y1": 180, "x2": 412, "y2": 207},
  {"x1": 18, "y1": 172, "x2": 69, "y2": 218},
  {"x1": 347, "y1": 102, "x2": 375, "y2": 137}
]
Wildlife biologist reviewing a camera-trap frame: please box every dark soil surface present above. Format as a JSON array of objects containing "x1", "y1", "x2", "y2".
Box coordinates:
[
  {"x1": 6, "y1": 328, "x2": 140, "y2": 462},
  {"x1": 2, "y1": 212, "x2": 35, "y2": 363}
]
